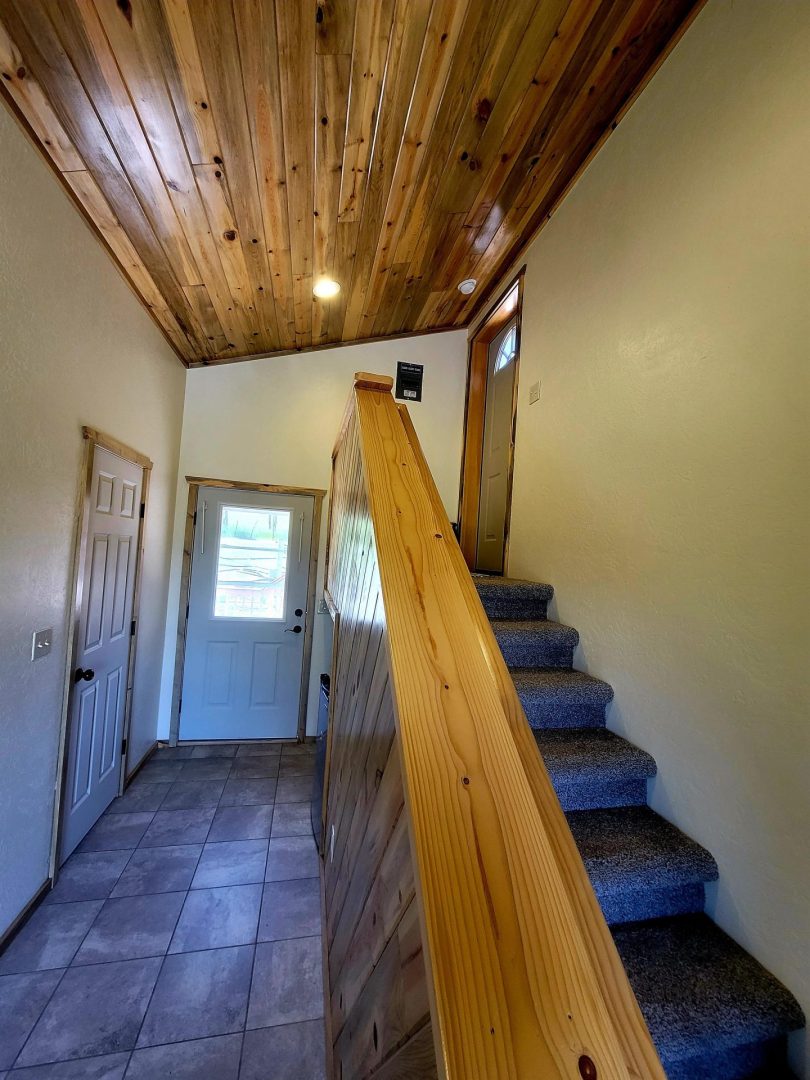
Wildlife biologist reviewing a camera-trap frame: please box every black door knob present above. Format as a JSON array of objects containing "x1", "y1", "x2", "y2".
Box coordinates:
[
  {"x1": 285, "y1": 625, "x2": 302, "y2": 634},
  {"x1": 74, "y1": 667, "x2": 95, "y2": 683}
]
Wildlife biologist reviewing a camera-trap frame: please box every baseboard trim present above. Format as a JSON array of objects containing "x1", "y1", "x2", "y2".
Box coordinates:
[
  {"x1": 125, "y1": 740, "x2": 158, "y2": 785},
  {"x1": 0, "y1": 878, "x2": 52, "y2": 955}
]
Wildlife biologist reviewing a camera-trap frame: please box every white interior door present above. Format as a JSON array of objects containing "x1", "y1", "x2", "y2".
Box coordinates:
[
  {"x1": 61, "y1": 446, "x2": 143, "y2": 862},
  {"x1": 180, "y1": 487, "x2": 314, "y2": 741},
  {"x1": 476, "y1": 317, "x2": 518, "y2": 572}
]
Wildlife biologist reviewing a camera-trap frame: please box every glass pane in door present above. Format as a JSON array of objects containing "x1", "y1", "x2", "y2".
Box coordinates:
[{"x1": 213, "y1": 505, "x2": 291, "y2": 620}]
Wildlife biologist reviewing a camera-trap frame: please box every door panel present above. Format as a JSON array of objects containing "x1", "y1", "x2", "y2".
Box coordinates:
[
  {"x1": 61, "y1": 446, "x2": 143, "y2": 862},
  {"x1": 180, "y1": 487, "x2": 314, "y2": 741},
  {"x1": 476, "y1": 317, "x2": 518, "y2": 572}
]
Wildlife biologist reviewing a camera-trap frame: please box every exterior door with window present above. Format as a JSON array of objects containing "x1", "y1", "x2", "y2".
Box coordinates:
[
  {"x1": 61, "y1": 446, "x2": 143, "y2": 862},
  {"x1": 476, "y1": 317, "x2": 518, "y2": 572},
  {"x1": 180, "y1": 487, "x2": 314, "y2": 741}
]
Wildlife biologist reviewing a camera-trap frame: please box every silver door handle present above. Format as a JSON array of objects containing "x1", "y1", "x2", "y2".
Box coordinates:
[
  {"x1": 298, "y1": 511, "x2": 304, "y2": 564},
  {"x1": 200, "y1": 501, "x2": 206, "y2": 555}
]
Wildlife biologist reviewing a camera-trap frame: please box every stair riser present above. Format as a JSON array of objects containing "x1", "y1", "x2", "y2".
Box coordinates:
[
  {"x1": 520, "y1": 699, "x2": 607, "y2": 730},
  {"x1": 496, "y1": 633, "x2": 575, "y2": 668},
  {"x1": 598, "y1": 883, "x2": 705, "y2": 927},
  {"x1": 662, "y1": 1036, "x2": 790, "y2": 1080},
  {"x1": 554, "y1": 778, "x2": 648, "y2": 812},
  {"x1": 478, "y1": 597, "x2": 550, "y2": 620}
]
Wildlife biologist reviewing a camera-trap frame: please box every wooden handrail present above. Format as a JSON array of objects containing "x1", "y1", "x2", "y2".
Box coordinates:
[{"x1": 323, "y1": 373, "x2": 665, "y2": 1079}]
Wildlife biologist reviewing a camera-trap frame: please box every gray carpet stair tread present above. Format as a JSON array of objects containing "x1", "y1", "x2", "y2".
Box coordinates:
[
  {"x1": 613, "y1": 915, "x2": 805, "y2": 1065},
  {"x1": 493, "y1": 618, "x2": 578, "y2": 646},
  {"x1": 511, "y1": 668, "x2": 613, "y2": 708},
  {"x1": 473, "y1": 575, "x2": 553, "y2": 599},
  {"x1": 534, "y1": 728, "x2": 657, "y2": 785},
  {"x1": 492, "y1": 619, "x2": 579, "y2": 667},
  {"x1": 566, "y1": 806, "x2": 718, "y2": 895}
]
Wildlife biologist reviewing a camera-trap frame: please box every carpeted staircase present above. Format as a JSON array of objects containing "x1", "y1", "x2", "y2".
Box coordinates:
[{"x1": 475, "y1": 575, "x2": 804, "y2": 1080}]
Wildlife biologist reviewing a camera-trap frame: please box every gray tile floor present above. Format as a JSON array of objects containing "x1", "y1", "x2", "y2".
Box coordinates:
[{"x1": 0, "y1": 743, "x2": 326, "y2": 1079}]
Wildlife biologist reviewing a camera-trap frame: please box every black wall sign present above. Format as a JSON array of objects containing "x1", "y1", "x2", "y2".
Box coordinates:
[{"x1": 395, "y1": 361, "x2": 423, "y2": 402}]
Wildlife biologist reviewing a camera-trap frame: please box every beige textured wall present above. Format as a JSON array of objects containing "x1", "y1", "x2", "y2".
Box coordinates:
[
  {"x1": 158, "y1": 331, "x2": 468, "y2": 737},
  {"x1": 496, "y1": 0, "x2": 809, "y2": 1070},
  {"x1": 0, "y1": 108, "x2": 185, "y2": 936}
]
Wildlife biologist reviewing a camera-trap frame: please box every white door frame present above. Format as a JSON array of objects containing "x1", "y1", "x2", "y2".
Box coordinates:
[
  {"x1": 50, "y1": 427, "x2": 152, "y2": 880},
  {"x1": 169, "y1": 477, "x2": 325, "y2": 746}
]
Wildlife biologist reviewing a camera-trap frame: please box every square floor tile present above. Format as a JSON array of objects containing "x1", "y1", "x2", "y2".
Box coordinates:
[
  {"x1": 247, "y1": 937, "x2": 323, "y2": 1029},
  {"x1": 271, "y1": 803, "x2": 313, "y2": 837},
  {"x1": 0, "y1": 970, "x2": 63, "y2": 1068},
  {"x1": 191, "y1": 745, "x2": 238, "y2": 759},
  {"x1": 274, "y1": 777, "x2": 313, "y2": 804},
  {"x1": 72, "y1": 892, "x2": 185, "y2": 965},
  {"x1": 136, "y1": 946, "x2": 253, "y2": 1047},
  {"x1": 138, "y1": 808, "x2": 215, "y2": 849},
  {"x1": 240, "y1": 1021, "x2": 326, "y2": 1080},
  {"x1": 191, "y1": 840, "x2": 268, "y2": 889},
  {"x1": 124, "y1": 1033, "x2": 241, "y2": 1079},
  {"x1": 229, "y1": 757, "x2": 279, "y2": 779},
  {"x1": 169, "y1": 884, "x2": 262, "y2": 953},
  {"x1": 278, "y1": 758, "x2": 315, "y2": 779},
  {"x1": 8, "y1": 1051, "x2": 130, "y2": 1077},
  {"x1": 219, "y1": 778, "x2": 277, "y2": 807},
  {"x1": 265, "y1": 835, "x2": 319, "y2": 882},
  {"x1": 280, "y1": 744, "x2": 316, "y2": 758},
  {"x1": 154, "y1": 745, "x2": 196, "y2": 759},
  {"x1": 160, "y1": 779, "x2": 225, "y2": 811},
  {"x1": 178, "y1": 759, "x2": 232, "y2": 780},
  {"x1": 136, "y1": 761, "x2": 185, "y2": 783},
  {"x1": 236, "y1": 743, "x2": 281, "y2": 757},
  {"x1": 106, "y1": 783, "x2": 171, "y2": 815},
  {"x1": 0, "y1": 901, "x2": 103, "y2": 974},
  {"x1": 45, "y1": 852, "x2": 131, "y2": 904},
  {"x1": 16, "y1": 957, "x2": 160, "y2": 1066},
  {"x1": 77, "y1": 813, "x2": 154, "y2": 853},
  {"x1": 258, "y1": 880, "x2": 321, "y2": 942},
  {"x1": 110, "y1": 845, "x2": 202, "y2": 897},
  {"x1": 207, "y1": 804, "x2": 274, "y2": 843}
]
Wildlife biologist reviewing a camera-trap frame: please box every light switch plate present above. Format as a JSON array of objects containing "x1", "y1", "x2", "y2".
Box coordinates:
[
  {"x1": 529, "y1": 380, "x2": 541, "y2": 404},
  {"x1": 32, "y1": 628, "x2": 53, "y2": 660}
]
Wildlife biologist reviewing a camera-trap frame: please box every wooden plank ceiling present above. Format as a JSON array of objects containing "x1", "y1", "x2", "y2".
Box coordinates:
[{"x1": 0, "y1": 0, "x2": 701, "y2": 366}]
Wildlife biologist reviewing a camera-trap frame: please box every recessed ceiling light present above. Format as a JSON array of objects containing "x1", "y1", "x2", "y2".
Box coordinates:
[
  {"x1": 313, "y1": 277, "x2": 341, "y2": 299},
  {"x1": 457, "y1": 278, "x2": 477, "y2": 295}
]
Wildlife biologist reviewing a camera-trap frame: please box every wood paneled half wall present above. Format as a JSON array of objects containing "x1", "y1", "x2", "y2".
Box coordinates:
[
  {"x1": 321, "y1": 372, "x2": 666, "y2": 1078},
  {"x1": 0, "y1": 0, "x2": 703, "y2": 365}
]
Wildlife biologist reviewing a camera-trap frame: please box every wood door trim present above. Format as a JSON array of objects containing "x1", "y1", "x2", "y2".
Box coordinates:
[
  {"x1": 169, "y1": 479, "x2": 323, "y2": 744},
  {"x1": 457, "y1": 269, "x2": 524, "y2": 570},
  {"x1": 50, "y1": 428, "x2": 150, "y2": 883}
]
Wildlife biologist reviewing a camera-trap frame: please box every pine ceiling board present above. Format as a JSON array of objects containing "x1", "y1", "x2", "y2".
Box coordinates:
[
  {"x1": 0, "y1": 0, "x2": 704, "y2": 365},
  {"x1": 275, "y1": 0, "x2": 316, "y2": 350},
  {"x1": 233, "y1": 0, "x2": 296, "y2": 350}
]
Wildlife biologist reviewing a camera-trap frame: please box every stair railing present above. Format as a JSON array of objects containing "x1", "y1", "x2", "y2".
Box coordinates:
[{"x1": 322, "y1": 372, "x2": 665, "y2": 1080}]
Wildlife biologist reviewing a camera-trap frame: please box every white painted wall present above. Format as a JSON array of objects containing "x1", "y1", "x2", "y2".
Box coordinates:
[
  {"x1": 0, "y1": 109, "x2": 185, "y2": 937},
  {"x1": 158, "y1": 332, "x2": 468, "y2": 738},
  {"x1": 489, "y1": 1, "x2": 809, "y2": 1070}
]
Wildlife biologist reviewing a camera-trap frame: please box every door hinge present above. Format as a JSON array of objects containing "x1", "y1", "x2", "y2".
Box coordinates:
[
  {"x1": 121, "y1": 737, "x2": 127, "y2": 757},
  {"x1": 130, "y1": 619, "x2": 136, "y2": 637},
  {"x1": 193, "y1": 510, "x2": 197, "y2": 525},
  {"x1": 139, "y1": 502, "x2": 146, "y2": 519},
  {"x1": 178, "y1": 697, "x2": 182, "y2": 716}
]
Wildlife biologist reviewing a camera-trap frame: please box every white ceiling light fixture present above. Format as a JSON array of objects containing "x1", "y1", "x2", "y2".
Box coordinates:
[
  {"x1": 313, "y1": 277, "x2": 341, "y2": 299},
  {"x1": 457, "y1": 278, "x2": 477, "y2": 295}
]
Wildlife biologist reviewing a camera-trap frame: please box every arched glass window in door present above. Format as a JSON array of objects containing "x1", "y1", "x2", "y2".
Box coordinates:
[{"x1": 494, "y1": 324, "x2": 517, "y2": 372}]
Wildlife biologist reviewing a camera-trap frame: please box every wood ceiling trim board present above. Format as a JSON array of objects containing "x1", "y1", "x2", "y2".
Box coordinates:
[
  {"x1": 232, "y1": 0, "x2": 295, "y2": 351},
  {"x1": 158, "y1": 0, "x2": 221, "y2": 166},
  {"x1": 0, "y1": 0, "x2": 201, "y2": 359},
  {"x1": 189, "y1": 0, "x2": 279, "y2": 353},
  {"x1": 340, "y1": 0, "x2": 433, "y2": 343},
  {"x1": 345, "y1": 0, "x2": 471, "y2": 341},
  {"x1": 275, "y1": 0, "x2": 316, "y2": 349},
  {"x1": 315, "y1": 0, "x2": 358, "y2": 56},
  {"x1": 457, "y1": 0, "x2": 706, "y2": 330}
]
